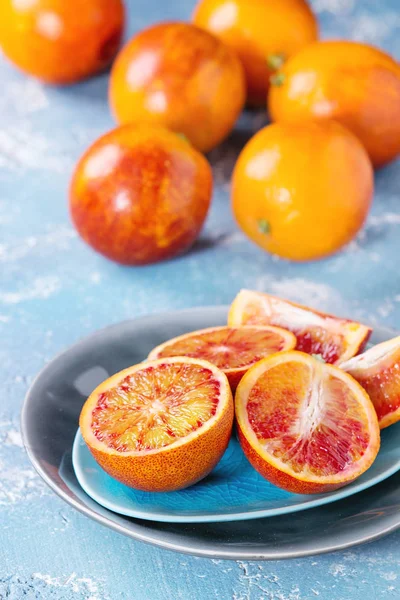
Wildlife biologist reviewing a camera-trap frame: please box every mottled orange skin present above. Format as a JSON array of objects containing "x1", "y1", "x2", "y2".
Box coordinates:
[
  {"x1": 268, "y1": 41, "x2": 400, "y2": 167},
  {"x1": 70, "y1": 125, "x2": 213, "y2": 265},
  {"x1": 109, "y1": 22, "x2": 245, "y2": 153},
  {"x1": 0, "y1": 0, "x2": 124, "y2": 84},
  {"x1": 232, "y1": 121, "x2": 374, "y2": 261},
  {"x1": 193, "y1": 0, "x2": 318, "y2": 106},
  {"x1": 79, "y1": 358, "x2": 234, "y2": 492},
  {"x1": 86, "y1": 409, "x2": 233, "y2": 492}
]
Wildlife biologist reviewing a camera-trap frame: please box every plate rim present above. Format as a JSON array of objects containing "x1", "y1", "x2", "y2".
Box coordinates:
[
  {"x1": 72, "y1": 426, "x2": 400, "y2": 524},
  {"x1": 21, "y1": 306, "x2": 400, "y2": 560}
]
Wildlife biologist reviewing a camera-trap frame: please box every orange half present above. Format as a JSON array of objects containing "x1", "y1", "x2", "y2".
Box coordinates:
[
  {"x1": 148, "y1": 325, "x2": 296, "y2": 390},
  {"x1": 228, "y1": 289, "x2": 372, "y2": 364},
  {"x1": 80, "y1": 357, "x2": 234, "y2": 491},
  {"x1": 341, "y1": 335, "x2": 400, "y2": 429},
  {"x1": 235, "y1": 351, "x2": 380, "y2": 494}
]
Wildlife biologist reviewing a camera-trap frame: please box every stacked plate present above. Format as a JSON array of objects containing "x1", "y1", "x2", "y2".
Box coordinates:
[{"x1": 21, "y1": 307, "x2": 400, "y2": 559}]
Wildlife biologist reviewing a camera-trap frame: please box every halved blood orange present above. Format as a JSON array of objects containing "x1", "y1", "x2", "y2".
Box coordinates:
[
  {"x1": 148, "y1": 325, "x2": 296, "y2": 391},
  {"x1": 228, "y1": 289, "x2": 372, "y2": 365},
  {"x1": 341, "y1": 336, "x2": 400, "y2": 429},
  {"x1": 235, "y1": 351, "x2": 380, "y2": 494},
  {"x1": 80, "y1": 357, "x2": 234, "y2": 492}
]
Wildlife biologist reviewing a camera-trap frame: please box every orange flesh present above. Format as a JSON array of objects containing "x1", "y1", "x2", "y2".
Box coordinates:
[
  {"x1": 244, "y1": 307, "x2": 344, "y2": 362},
  {"x1": 246, "y1": 360, "x2": 371, "y2": 476},
  {"x1": 91, "y1": 362, "x2": 220, "y2": 452},
  {"x1": 234, "y1": 295, "x2": 370, "y2": 364},
  {"x1": 350, "y1": 355, "x2": 400, "y2": 423},
  {"x1": 154, "y1": 328, "x2": 289, "y2": 369}
]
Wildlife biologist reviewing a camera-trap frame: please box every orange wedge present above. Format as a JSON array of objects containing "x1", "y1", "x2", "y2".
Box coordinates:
[
  {"x1": 229, "y1": 289, "x2": 372, "y2": 364},
  {"x1": 235, "y1": 351, "x2": 380, "y2": 494},
  {"x1": 80, "y1": 357, "x2": 234, "y2": 491},
  {"x1": 341, "y1": 336, "x2": 400, "y2": 429},
  {"x1": 148, "y1": 325, "x2": 296, "y2": 391}
]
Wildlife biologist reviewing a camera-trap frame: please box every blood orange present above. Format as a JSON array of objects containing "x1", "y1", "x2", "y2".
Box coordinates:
[
  {"x1": 341, "y1": 336, "x2": 400, "y2": 429},
  {"x1": 80, "y1": 357, "x2": 234, "y2": 491},
  {"x1": 148, "y1": 325, "x2": 296, "y2": 391},
  {"x1": 228, "y1": 289, "x2": 372, "y2": 364},
  {"x1": 235, "y1": 351, "x2": 380, "y2": 494}
]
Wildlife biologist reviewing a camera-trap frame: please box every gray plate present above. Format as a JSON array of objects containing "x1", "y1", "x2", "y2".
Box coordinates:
[{"x1": 21, "y1": 306, "x2": 400, "y2": 560}]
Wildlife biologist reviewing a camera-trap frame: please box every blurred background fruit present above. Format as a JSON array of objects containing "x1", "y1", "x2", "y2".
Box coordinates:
[
  {"x1": 109, "y1": 22, "x2": 245, "y2": 153},
  {"x1": 69, "y1": 125, "x2": 213, "y2": 265},
  {"x1": 0, "y1": 0, "x2": 125, "y2": 84},
  {"x1": 268, "y1": 41, "x2": 400, "y2": 167},
  {"x1": 231, "y1": 121, "x2": 374, "y2": 261},
  {"x1": 192, "y1": 0, "x2": 318, "y2": 106}
]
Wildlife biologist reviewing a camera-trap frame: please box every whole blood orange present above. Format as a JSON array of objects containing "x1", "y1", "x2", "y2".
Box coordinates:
[
  {"x1": 231, "y1": 121, "x2": 374, "y2": 261},
  {"x1": 235, "y1": 351, "x2": 380, "y2": 494},
  {"x1": 342, "y1": 336, "x2": 400, "y2": 430},
  {"x1": 148, "y1": 325, "x2": 296, "y2": 391},
  {"x1": 193, "y1": 0, "x2": 318, "y2": 106},
  {"x1": 268, "y1": 41, "x2": 400, "y2": 167},
  {"x1": 228, "y1": 290, "x2": 372, "y2": 365},
  {"x1": 80, "y1": 357, "x2": 234, "y2": 492},
  {"x1": 69, "y1": 125, "x2": 212, "y2": 265},
  {"x1": 0, "y1": 0, "x2": 124, "y2": 84},
  {"x1": 109, "y1": 22, "x2": 245, "y2": 153}
]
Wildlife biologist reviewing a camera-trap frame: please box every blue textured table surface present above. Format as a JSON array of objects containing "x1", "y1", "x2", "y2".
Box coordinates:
[{"x1": 2, "y1": 0, "x2": 400, "y2": 598}]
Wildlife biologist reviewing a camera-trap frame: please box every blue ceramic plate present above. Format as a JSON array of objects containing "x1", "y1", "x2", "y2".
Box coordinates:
[
  {"x1": 72, "y1": 333, "x2": 400, "y2": 523},
  {"x1": 22, "y1": 307, "x2": 400, "y2": 556}
]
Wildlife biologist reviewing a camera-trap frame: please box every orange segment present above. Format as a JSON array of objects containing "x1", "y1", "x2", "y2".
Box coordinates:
[
  {"x1": 235, "y1": 351, "x2": 380, "y2": 494},
  {"x1": 228, "y1": 289, "x2": 372, "y2": 365},
  {"x1": 148, "y1": 325, "x2": 296, "y2": 390},
  {"x1": 80, "y1": 357, "x2": 234, "y2": 491},
  {"x1": 341, "y1": 336, "x2": 400, "y2": 429},
  {"x1": 92, "y1": 362, "x2": 220, "y2": 451}
]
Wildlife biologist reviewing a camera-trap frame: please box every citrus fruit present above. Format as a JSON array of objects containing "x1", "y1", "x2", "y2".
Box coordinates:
[
  {"x1": 0, "y1": 0, "x2": 124, "y2": 84},
  {"x1": 109, "y1": 22, "x2": 245, "y2": 153},
  {"x1": 192, "y1": 0, "x2": 318, "y2": 106},
  {"x1": 80, "y1": 357, "x2": 234, "y2": 492},
  {"x1": 228, "y1": 290, "x2": 372, "y2": 365},
  {"x1": 341, "y1": 336, "x2": 400, "y2": 430},
  {"x1": 69, "y1": 124, "x2": 213, "y2": 265},
  {"x1": 268, "y1": 41, "x2": 400, "y2": 167},
  {"x1": 231, "y1": 121, "x2": 373, "y2": 261},
  {"x1": 148, "y1": 325, "x2": 296, "y2": 391},
  {"x1": 235, "y1": 351, "x2": 380, "y2": 494}
]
